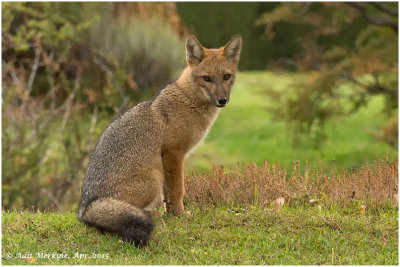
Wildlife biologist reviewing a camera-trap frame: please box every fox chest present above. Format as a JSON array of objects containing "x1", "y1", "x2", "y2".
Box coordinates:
[{"x1": 165, "y1": 111, "x2": 218, "y2": 154}]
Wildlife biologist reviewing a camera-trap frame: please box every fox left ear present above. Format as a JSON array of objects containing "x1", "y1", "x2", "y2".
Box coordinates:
[{"x1": 223, "y1": 35, "x2": 242, "y2": 62}]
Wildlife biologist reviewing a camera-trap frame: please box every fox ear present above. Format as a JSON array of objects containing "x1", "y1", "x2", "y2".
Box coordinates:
[
  {"x1": 186, "y1": 35, "x2": 205, "y2": 65},
  {"x1": 223, "y1": 35, "x2": 242, "y2": 62}
]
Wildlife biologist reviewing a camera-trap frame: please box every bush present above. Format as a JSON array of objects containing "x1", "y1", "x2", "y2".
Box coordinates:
[
  {"x1": 90, "y1": 12, "x2": 185, "y2": 89},
  {"x1": 2, "y1": 2, "x2": 185, "y2": 211},
  {"x1": 258, "y1": 2, "x2": 398, "y2": 148}
]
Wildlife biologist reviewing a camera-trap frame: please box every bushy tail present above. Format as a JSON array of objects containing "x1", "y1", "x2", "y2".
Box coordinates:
[{"x1": 79, "y1": 197, "x2": 154, "y2": 247}]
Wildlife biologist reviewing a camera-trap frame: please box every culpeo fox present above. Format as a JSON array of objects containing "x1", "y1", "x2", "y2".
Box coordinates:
[{"x1": 78, "y1": 35, "x2": 242, "y2": 246}]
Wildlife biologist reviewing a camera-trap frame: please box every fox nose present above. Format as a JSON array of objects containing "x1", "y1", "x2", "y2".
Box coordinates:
[{"x1": 217, "y1": 97, "x2": 228, "y2": 106}]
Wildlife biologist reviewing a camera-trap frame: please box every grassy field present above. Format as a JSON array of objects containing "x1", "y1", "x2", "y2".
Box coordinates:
[
  {"x1": 2, "y1": 159, "x2": 398, "y2": 265},
  {"x1": 2, "y1": 202, "x2": 398, "y2": 265},
  {"x1": 185, "y1": 71, "x2": 397, "y2": 172}
]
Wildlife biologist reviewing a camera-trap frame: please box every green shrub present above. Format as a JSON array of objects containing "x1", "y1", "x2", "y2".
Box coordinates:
[{"x1": 90, "y1": 13, "x2": 185, "y2": 88}]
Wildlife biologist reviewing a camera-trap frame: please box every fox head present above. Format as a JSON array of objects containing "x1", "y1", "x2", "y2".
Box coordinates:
[{"x1": 185, "y1": 35, "x2": 242, "y2": 108}]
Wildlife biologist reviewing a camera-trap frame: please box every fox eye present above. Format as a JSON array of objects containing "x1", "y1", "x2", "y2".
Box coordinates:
[
  {"x1": 223, "y1": 74, "x2": 231, "y2": 80},
  {"x1": 202, "y1": 76, "x2": 211, "y2": 82}
]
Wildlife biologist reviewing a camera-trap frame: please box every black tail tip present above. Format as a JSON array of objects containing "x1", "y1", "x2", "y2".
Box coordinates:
[{"x1": 122, "y1": 217, "x2": 154, "y2": 247}]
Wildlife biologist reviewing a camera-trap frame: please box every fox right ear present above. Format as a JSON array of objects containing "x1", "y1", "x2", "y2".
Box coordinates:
[{"x1": 186, "y1": 35, "x2": 205, "y2": 65}]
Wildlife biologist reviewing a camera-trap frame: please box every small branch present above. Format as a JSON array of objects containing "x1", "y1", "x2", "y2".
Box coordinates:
[
  {"x1": 93, "y1": 56, "x2": 126, "y2": 101},
  {"x1": 113, "y1": 95, "x2": 130, "y2": 119},
  {"x1": 58, "y1": 67, "x2": 83, "y2": 134},
  {"x1": 35, "y1": 39, "x2": 58, "y2": 111},
  {"x1": 85, "y1": 104, "x2": 99, "y2": 154},
  {"x1": 341, "y1": 73, "x2": 369, "y2": 89},
  {"x1": 341, "y1": 73, "x2": 397, "y2": 98},
  {"x1": 39, "y1": 45, "x2": 54, "y2": 66},
  {"x1": 93, "y1": 56, "x2": 113, "y2": 77},
  {"x1": 49, "y1": 76, "x2": 56, "y2": 111},
  {"x1": 3, "y1": 59, "x2": 20, "y2": 85},
  {"x1": 370, "y1": 2, "x2": 398, "y2": 17},
  {"x1": 26, "y1": 43, "x2": 41, "y2": 96},
  {"x1": 89, "y1": 104, "x2": 98, "y2": 135},
  {"x1": 346, "y1": 2, "x2": 398, "y2": 33}
]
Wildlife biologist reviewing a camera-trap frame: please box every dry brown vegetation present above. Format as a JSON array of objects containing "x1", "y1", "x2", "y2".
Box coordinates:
[{"x1": 185, "y1": 159, "x2": 398, "y2": 207}]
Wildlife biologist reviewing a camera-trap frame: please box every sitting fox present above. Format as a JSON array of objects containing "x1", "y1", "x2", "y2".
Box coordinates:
[{"x1": 78, "y1": 35, "x2": 242, "y2": 246}]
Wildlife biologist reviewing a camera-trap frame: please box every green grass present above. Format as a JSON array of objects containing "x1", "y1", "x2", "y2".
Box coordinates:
[
  {"x1": 185, "y1": 71, "x2": 397, "y2": 172},
  {"x1": 2, "y1": 203, "x2": 398, "y2": 265}
]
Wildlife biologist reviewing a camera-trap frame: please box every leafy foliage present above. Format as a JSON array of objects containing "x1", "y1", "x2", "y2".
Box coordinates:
[
  {"x1": 258, "y1": 2, "x2": 398, "y2": 148},
  {"x1": 2, "y1": 2, "x2": 185, "y2": 211}
]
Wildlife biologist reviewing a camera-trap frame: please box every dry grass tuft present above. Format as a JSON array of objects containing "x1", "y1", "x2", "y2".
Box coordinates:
[{"x1": 185, "y1": 159, "x2": 398, "y2": 207}]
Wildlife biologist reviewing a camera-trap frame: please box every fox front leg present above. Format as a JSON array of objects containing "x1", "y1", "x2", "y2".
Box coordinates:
[{"x1": 162, "y1": 150, "x2": 185, "y2": 214}]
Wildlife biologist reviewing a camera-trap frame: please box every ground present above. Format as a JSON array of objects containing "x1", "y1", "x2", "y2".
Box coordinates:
[{"x1": 2, "y1": 201, "x2": 398, "y2": 265}]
